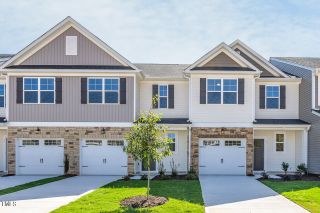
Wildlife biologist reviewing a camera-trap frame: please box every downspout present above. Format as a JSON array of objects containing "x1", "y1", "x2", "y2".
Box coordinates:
[{"x1": 184, "y1": 72, "x2": 192, "y2": 172}]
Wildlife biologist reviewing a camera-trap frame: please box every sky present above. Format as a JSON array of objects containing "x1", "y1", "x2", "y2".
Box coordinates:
[{"x1": 0, "y1": 0, "x2": 319, "y2": 64}]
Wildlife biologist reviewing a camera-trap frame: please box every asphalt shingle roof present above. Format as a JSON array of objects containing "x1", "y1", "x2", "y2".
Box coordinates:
[
  {"x1": 134, "y1": 63, "x2": 188, "y2": 79},
  {"x1": 253, "y1": 119, "x2": 310, "y2": 125},
  {"x1": 0, "y1": 54, "x2": 14, "y2": 65},
  {"x1": 272, "y1": 57, "x2": 320, "y2": 69}
]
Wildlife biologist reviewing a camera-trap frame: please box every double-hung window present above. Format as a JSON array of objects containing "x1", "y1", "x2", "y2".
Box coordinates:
[
  {"x1": 88, "y1": 78, "x2": 119, "y2": 104},
  {"x1": 275, "y1": 133, "x2": 284, "y2": 152},
  {"x1": 207, "y1": 79, "x2": 237, "y2": 104},
  {"x1": 167, "y1": 133, "x2": 176, "y2": 152},
  {"x1": 23, "y1": 77, "x2": 55, "y2": 104},
  {"x1": 0, "y1": 84, "x2": 5, "y2": 107},
  {"x1": 159, "y1": 85, "x2": 168, "y2": 108},
  {"x1": 266, "y1": 86, "x2": 279, "y2": 109},
  {"x1": 223, "y1": 79, "x2": 237, "y2": 104},
  {"x1": 207, "y1": 79, "x2": 221, "y2": 104}
]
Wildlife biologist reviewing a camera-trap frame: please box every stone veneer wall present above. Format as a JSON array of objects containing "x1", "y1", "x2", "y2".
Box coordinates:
[
  {"x1": 7, "y1": 127, "x2": 134, "y2": 175},
  {"x1": 191, "y1": 127, "x2": 254, "y2": 175}
]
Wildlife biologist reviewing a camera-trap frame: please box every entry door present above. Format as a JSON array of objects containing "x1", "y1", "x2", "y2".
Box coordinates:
[
  {"x1": 254, "y1": 139, "x2": 264, "y2": 171},
  {"x1": 142, "y1": 159, "x2": 156, "y2": 172}
]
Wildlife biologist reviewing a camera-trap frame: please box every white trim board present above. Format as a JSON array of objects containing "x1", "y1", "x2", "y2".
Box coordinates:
[{"x1": 8, "y1": 122, "x2": 134, "y2": 127}]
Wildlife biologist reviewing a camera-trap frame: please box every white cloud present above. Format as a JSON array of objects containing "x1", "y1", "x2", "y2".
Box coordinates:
[{"x1": 0, "y1": 0, "x2": 319, "y2": 63}]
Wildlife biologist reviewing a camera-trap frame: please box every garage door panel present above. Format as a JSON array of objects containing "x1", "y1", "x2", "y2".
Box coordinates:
[
  {"x1": 81, "y1": 139, "x2": 127, "y2": 175},
  {"x1": 16, "y1": 139, "x2": 64, "y2": 175},
  {"x1": 199, "y1": 139, "x2": 246, "y2": 175}
]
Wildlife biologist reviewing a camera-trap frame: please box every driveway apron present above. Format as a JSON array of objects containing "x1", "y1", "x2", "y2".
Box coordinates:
[{"x1": 199, "y1": 175, "x2": 308, "y2": 213}]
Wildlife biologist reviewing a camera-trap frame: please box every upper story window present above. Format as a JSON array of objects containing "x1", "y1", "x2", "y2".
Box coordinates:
[
  {"x1": 167, "y1": 133, "x2": 176, "y2": 151},
  {"x1": 88, "y1": 78, "x2": 119, "y2": 104},
  {"x1": 65, "y1": 36, "x2": 78, "y2": 55},
  {"x1": 0, "y1": 84, "x2": 5, "y2": 107},
  {"x1": 23, "y1": 77, "x2": 55, "y2": 104},
  {"x1": 207, "y1": 79, "x2": 237, "y2": 104},
  {"x1": 266, "y1": 86, "x2": 279, "y2": 109},
  {"x1": 275, "y1": 133, "x2": 284, "y2": 152},
  {"x1": 159, "y1": 85, "x2": 168, "y2": 108}
]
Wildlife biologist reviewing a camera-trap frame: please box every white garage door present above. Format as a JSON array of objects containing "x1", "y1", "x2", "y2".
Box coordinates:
[
  {"x1": 199, "y1": 139, "x2": 246, "y2": 175},
  {"x1": 80, "y1": 139, "x2": 128, "y2": 175},
  {"x1": 16, "y1": 139, "x2": 64, "y2": 175}
]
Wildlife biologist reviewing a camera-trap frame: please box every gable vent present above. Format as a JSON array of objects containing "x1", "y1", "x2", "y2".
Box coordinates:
[{"x1": 65, "y1": 36, "x2": 78, "y2": 55}]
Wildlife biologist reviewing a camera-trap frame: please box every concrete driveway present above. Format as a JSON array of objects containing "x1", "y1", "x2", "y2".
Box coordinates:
[
  {"x1": 0, "y1": 176, "x2": 120, "y2": 213},
  {"x1": 200, "y1": 176, "x2": 308, "y2": 213},
  {"x1": 0, "y1": 176, "x2": 55, "y2": 190}
]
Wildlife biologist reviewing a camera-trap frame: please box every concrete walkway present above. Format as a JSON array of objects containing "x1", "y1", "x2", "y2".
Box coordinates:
[
  {"x1": 0, "y1": 176, "x2": 54, "y2": 190},
  {"x1": 199, "y1": 176, "x2": 308, "y2": 213},
  {"x1": 0, "y1": 176, "x2": 120, "y2": 213}
]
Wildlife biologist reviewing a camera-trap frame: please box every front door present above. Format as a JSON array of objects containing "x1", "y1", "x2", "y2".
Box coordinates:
[
  {"x1": 254, "y1": 139, "x2": 264, "y2": 171},
  {"x1": 142, "y1": 158, "x2": 156, "y2": 171}
]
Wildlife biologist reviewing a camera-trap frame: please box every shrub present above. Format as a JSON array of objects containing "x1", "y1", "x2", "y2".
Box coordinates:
[
  {"x1": 170, "y1": 159, "x2": 178, "y2": 177},
  {"x1": 140, "y1": 174, "x2": 148, "y2": 180},
  {"x1": 64, "y1": 154, "x2": 69, "y2": 175},
  {"x1": 123, "y1": 175, "x2": 131, "y2": 181},
  {"x1": 158, "y1": 175, "x2": 171, "y2": 180},
  {"x1": 297, "y1": 163, "x2": 307, "y2": 177},
  {"x1": 158, "y1": 162, "x2": 166, "y2": 177},
  {"x1": 261, "y1": 171, "x2": 269, "y2": 179},
  {"x1": 281, "y1": 162, "x2": 289, "y2": 175}
]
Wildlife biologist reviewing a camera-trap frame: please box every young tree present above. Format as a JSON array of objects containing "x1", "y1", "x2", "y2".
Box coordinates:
[{"x1": 124, "y1": 111, "x2": 172, "y2": 198}]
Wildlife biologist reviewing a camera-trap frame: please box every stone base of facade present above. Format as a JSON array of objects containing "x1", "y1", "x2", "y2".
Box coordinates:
[
  {"x1": 7, "y1": 127, "x2": 134, "y2": 175},
  {"x1": 191, "y1": 127, "x2": 254, "y2": 175}
]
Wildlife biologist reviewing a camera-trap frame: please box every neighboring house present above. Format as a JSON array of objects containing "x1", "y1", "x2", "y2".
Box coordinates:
[
  {"x1": 0, "y1": 17, "x2": 310, "y2": 176},
  {"x1": 270, "y1": 57, "x2": 320, "y2": 174}
]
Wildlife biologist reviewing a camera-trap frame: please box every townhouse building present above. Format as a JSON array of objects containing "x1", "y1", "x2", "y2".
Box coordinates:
[{"x1": 0, "y1": 17, "x2": 311, "y2": 176}]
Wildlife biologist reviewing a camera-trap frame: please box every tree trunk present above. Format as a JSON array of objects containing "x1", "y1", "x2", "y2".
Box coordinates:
[{"x1": 147, "y1": 157, "x2": 150, "y2": 199}]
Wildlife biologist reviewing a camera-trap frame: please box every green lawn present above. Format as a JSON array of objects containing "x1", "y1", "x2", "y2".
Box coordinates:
[
  {"x1": 0, "y1": 176, "x2": 70, "y2": 196},
  {"x1": 53, "y1": 180, "x2": 204, "y2": 213},
  {"x1": 262, "y1": 180, "x2": 320, "y2": 213}
]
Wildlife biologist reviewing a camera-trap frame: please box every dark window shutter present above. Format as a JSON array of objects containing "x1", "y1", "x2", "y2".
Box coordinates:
[
  {"x1": 17, "y1": 78, "x2": 23, "y2": 104},
  {"x1": 238, "y1": 78, "x2": 245, "y2": 104},
  {"x1": 280, "y1": 85, "x2": 286, "y2": 109},
  {"x1": 55, "y1": 78, "x2": 62, "y2": 104},
  {"x1": 152, "y1": 84, "x2": 158, "y2": 108},
  {"x1": 81, "y1": 78, "x2": 87, "y2": 104},
  {"x1": 168, "y1": 85, "x2": 174, "y2": 108},
  {"x1": 200, "y1": 78, "x2": 206, "y2": 104},
  {"x1": 259, "y1": 85, "x2": 265, "y2": 109},
  {"x1": 120, "y1": 78, "x2": 126, "y2": 104}
]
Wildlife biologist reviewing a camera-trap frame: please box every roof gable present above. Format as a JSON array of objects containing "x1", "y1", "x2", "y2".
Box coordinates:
[
  {"x1": 230, "y1": 40, "x2": 288, "y2": 77},
  {"x1": 185, "y1": 42, "x2": 258, "y2": 72},
  {"x1": 1, "y1": 17, "x2": 138, "y2": 70}
]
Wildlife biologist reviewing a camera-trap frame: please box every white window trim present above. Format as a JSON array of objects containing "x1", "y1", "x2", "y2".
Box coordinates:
[
  {"x1": 265, "y1": 85, "x2": 280, "y2": 109},
  {"x1": 207, "y1": 78, "x2": 238, "y2": 104},
  {"x1": 167, "y1": 132, "x2": 177, "y2": 152},
  {"x1": 87, "y1": 77, "x2": 120, "y2": 104},
  {"x1": 23, "y1": 77, "x2": 56, "y2": 104},
  {"x1": 19, "y1": 138, "x2": 64, "y2": 146},
  {"x1": 274, "y1": 132, "x2": 285, "y2": 153},
  {"x1": 158, "y1": 84, "x2": 168, "y2": 109},
  {"x1": 0, "y1": 84, "x2": 5, "y2": 108}
]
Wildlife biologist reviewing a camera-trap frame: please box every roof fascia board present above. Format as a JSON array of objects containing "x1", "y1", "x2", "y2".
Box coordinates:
[
  {"x1": 256, "y1": 78, "x2": 301, "y2": 83},
  {"x1": 185, "y1": 42, "x2": 259, "y2": 72},
  {"x1": 230, "y1": 40, "x2": 289, "y2": 78},
  {"x1": 184, "y1": 70, "x2": 260, "y2": 75}
]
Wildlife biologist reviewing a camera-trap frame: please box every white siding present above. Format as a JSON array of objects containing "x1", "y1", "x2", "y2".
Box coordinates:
[
  {"x1": 139, "y1": 80, "x2": 189, "y2": 118},
  {"x1": 190, "y1": 74, "x2": 254, "y2": 124},
  {"x1": 254, "y1": 130, "x2": 305, "y2": 172},
  {"x1": 255, "y1": 81, "x2": 299, "y2": 119}
]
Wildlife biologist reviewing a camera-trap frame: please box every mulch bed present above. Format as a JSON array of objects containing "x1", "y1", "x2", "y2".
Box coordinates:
[
  {"x1": 261, "y1": 174, "x2": 320, "y2": 181},
  {"x1": 121, "y1": 195, "x2": 168, "y2": 208},
  {"x1": 152, "y1": 175, "x2": 188, "y2": 180}
]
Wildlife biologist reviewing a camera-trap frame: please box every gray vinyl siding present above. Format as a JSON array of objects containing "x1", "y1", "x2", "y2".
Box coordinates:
[
  {"x1": 202, "y1": 52, "x2": 242, "y2": 67},
  {"x1": 9, "y1": 76, "x2": 134, "y2": 122},
  {"x1": 21, "y1": 27, "x2": 122, "y2": 66},
  {"x1": 271, "y1": 59, "x2": 320, "y2": 173}
]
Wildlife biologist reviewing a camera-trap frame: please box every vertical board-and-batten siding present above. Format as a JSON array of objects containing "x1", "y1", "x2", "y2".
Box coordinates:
[
  {"x1": 271, "y1": 59, "x2": 320, "y2": 173},
  {"x1": 20, "y1": 27, "x2": 122, "y2": 66},
  {"x1": 201, "y1": 52, "x2": 242, "y2": 67},
  {"x1": 9, "y1": 76, "x2": 134, "y2": 122}
]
